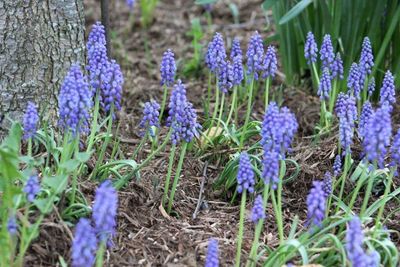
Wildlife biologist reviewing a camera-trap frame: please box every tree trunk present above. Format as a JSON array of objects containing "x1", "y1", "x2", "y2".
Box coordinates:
[{"x1": 0, "y1": 0, "x2": 85, "y2": 133}]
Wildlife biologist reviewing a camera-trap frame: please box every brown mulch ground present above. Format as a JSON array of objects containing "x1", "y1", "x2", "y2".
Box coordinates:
[{"x1": 25, "y1": 0, "x2": 400, "y2": 266}]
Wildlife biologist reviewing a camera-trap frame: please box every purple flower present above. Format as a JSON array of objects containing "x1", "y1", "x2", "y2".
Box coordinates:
[
  {"x1": 347, "y1": 63, "x2": 362, "y2": 99},
  {"x1": 23, "y1": 101, "x2": 39, "y2": 140},
  {"x1": 261, "y1": 102, "x2": 298, "y2": 156},
  {"x1": 93, "y1": 180, "x2": 118, "y2": 245},
  {"x1": 246, "y1": 31, "x2": 264, "y2": 80},
  {"x1": 306, "y1": 181, "x2": 326, "y2": 228},
  {"x1": 178, "y1": 102, "x2": 202, "y2": 143},
  {"x1": 205, "y1": 238, "x2": 219, "y2": 267},
  {"x1": 318, "y1": 68, "x2": 332, "y2": 100},
  {"x1": 205, "y1": 33, "x2": 227, "y2": 73},
  {"x1": 217, "y1": 59, "x2": 234, "y2": 93},
  {"x1": 359, "y1": 37, "x2": 374, "y2": 82},
  {"x1": 379, "y1": 70, "x2": 396, "y2": 108},
  {"x1": 262, "y1": 45, "x2": 278, "y2": 79},
  {"x1": 232, "y1": 55, "x2": 244, "y2": 85},
  {"x1": 358, "y1": 101, "x2": 373, "y2": 140},
  {"x1": 391, "y1": 129, "x2": 400, "y2": 168},
  {"x1": 363, "y1": 105, "x2": 392, "y2": 167},
  {"x1": 320, "y1": 34, "x2": 334, "y2": 69},
  {"x1": 346, "y1": 217, "x2": 380, "y2": 267},
  {"x1": 230, "y1": 37, "x2": 242, "y2": 60},
  {"x1": 100, "y1": 60, "x2": 124, "y2": 113},
  {"x1": 304, "y1": 32, "x2": 318, "y2": 65},
  {"x1": 24, "y1": 175, "x2": 40, "y2": 202},
  {"x1": 333, "y1": 155, "x2": 342, "y2": 177},
  {"x1": 335, "y1": 93, "x2": 357, "y2": 154},
  {"x1": 72, "y1": 218, "x2": 97, "y2": 267},
  {"x1": 160, "y1": 49, "x2": 176, "y2": 87},
  {"x1": 7, "y1": 216, "x2": 18, "y2": 235},
  {"x1": 126, "y1": 0, "x2": 135, "y2": 9},
  {"x1": 58, "y1": 64, "x2": 92, "y2": 134},
  {"x1": 139, "y1": 101, "x2": 160, "y2": 136},
  {"x1": 251, "y1": 195, "x2": 265, "y2": 223},
  {"x1": 368, "y1": 77, "x2": 375, "y2": 97},
  {"x1": 262, "y1": 150, "x2": 280, "y2": 190},
  {"x1": 87, "y1": 22, "x2": 108, "y2": 93},
  {"x1": 167, "y1": 79, "x2": 187, "y2": 126},
  {"x1": 331, "y1": 53, "x2": 343, "y2": 80},
  {"x1": 322, "y1": 172, "x2": 332, "y2": 198},
  {"x1": 237, "y1": 152, "x2": 255, "y2": 194}
]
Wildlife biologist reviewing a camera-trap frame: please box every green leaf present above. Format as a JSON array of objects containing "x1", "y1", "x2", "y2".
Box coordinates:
[
  {"x1": 262, "y1": 0, "x2": 278, "y2": 11},
  {"x1": 33, "y1": 198, "x2": 51, "y2": 214},
  {"x1": 1, "y1": 121, "x2": 22, "y2": 152},
  {"x1": 194, "y1": 0, "x2": 217, "y2": 5},
  {"x1": 59, "y1": 159, "x2": 80, "y2": 172},
  {"x1": 42, "y1": 174, "x2": 68, "y2": 194},
  {"x1": 279, "y1": 0, "x2": 313, "y2": 25},
  {"x1": 75, "y1": 151, "x2": 92, "y2": 163}
]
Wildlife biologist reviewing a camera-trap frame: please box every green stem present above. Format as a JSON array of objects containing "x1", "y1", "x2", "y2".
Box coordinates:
[
  {"x1": 205, "y1": 73, "x2": 212, "y2": 119},
  {"x1": 159, "y1": 84, "x2": 168, "y2": 123},
  {"x1": 132, "y1": 131, "x2": 149, "y2": 159},
  {"x1": 329, "y1": 79, "x2": 337, "y2": 114},
  {"x1": 87, "y1": 91, "x2": 100, "y2": 154},
  {"x1": 271, "y1": 189, "x2": 284, "y2": 242},
  {"x1": 348, "y1": 165, "x2": 368, "y2": 212},
  {"x1": 167, "y1": 142, "x2": 188, "y2": 214},
  {"x1": 239, "y1": 78, "x2": 254, "y2": 150},
  {"x1": 312, "y1": 63, "x2": 320, "y2": 90},
  {"x1": 215, "y1": 93, "x2": 225, "y2": 135},
  {"x1": 235, "y1": 190, "x2": 247, "y2": 267},
  {"x1": 27, "y1": 138, "x2": 32, "y2": 158},
  {"x1": 96, "y1": 241, "x2": 106, "y2": 267},
  {"x1": 70, "y1": 137, "x2": 80, "y2": 205},
  {"x1": 335, "y1": 153, "x2": 351, "y2": 214},
  {"x1": 162, "y1": 144, "x2": 176, "y2": 207},
  {"x1": 137, "y1": 129, "x2": 172, "y2": 170},
  {"x1": 375, "y1": 168, "x2": 395, "y2": 229},
  {"x1": 226, "y1": 85, "x2": 237, "y2": 125},
  {"x1": 264, "y1": 77, "x2": 270, "y2": 109},
  {"x1": 360, "y1": 161, "x2": 378, "y2": 216}
]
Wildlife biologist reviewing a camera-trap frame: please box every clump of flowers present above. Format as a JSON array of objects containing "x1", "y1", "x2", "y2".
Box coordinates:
[
  {"x1": 139, "y1": 101, "x2": 160, "y2": 136},
  {"x1": 359, "y1": 37, "x2": 374, "y2": 83},
  {"x1": 320, "y1": 34, "x2": 334, "y2": 69},
  {"x1": 347, "y1": 63, "x2": 362, "y2": 99},
  {"x1": 58, "y1": 64, "x2": 92, "y2": 134},
  {"x1": 24, "y1": 175, "x2": 40, "y2": 202},
  {"x1": 217, "y1": 59, "x2": 234, "y2": 93},
  {"x1": 335, "y1": 93, "x2": 357, "y2": 154},
  {"x1": 246, "y1": 31, "x2": 264, "y2": 80},
  {"x1": 322, "y1": 172, "x2": 332, "y2": 198},
  {"x1": 306, "y1": 181, "x2": 326, "y2": 228},
  {"x1": 205, "y1": 238, "x2": 219, "y2": 267},
  {"x1": 262, "y1": 45, "x2": 277, "y2": 79},
  {"x1": 7, "y1": 216, "x2": 18, "y2": 235},
  {"x1": 304, "y1": 32, "x2": 318, "y2": 65},
  {"x1": 262, "y1": 150, "x2": 280, "y2": 190},
  {"x1": 331, "y1": 52, "x2": 344, "y2": 80},
  {"x1": 333, "y1": 155, "x2": 342, "y2": 177},
  {"x1": 318, "y1": 68, "x2": 332, "y2": 100},
  {"x1": 230, "y1": 37, "x2": 242, "y2": 60},
  {"x1": 160, "y1": 49, "x2": 176, "y2": 87},
  {"x1": 205, "y1": 32, "x2": 227, "y2": 73},
  {"x1": 126, "y1": 0, "x2": 135, "y2": 10},
  {"x1": 391, "y1": 129, "x2": 400, "y2": 168},
  {"x1": 232, "y1": 55, "x2": 244, "y2": 86},
  {"x1": 367, "y1": 77, "x2": 375, "y2": 98},
  {"x1": 379, "y1": 70, "x2": 396, "y2": 108},
  {"x1": 358, "y1": 101, "x2": 373, "y2": 140},
  {"x1": 251, "y1": 195, "x2": 265, "y2": 223},
  {"x1": 100, "y1": 60, "x2": 124, "y2": 113},
  {"x1": 237, "y1": 152, "x2": 255, "y2": 194},
  {"x1": 71, "y1": 218, "x2": 97, "y2": 267},
  {"x1": 22, "y1": 101, "x2": 39, "y2": 140}
]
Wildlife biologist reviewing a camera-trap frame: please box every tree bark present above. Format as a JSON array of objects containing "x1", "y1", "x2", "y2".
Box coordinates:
[{"x1": 0, "y1": 0, "x2": 85, "y2": 133}]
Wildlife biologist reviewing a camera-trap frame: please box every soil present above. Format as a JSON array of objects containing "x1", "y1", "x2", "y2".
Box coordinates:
[{"x1": 25, "y1": 0, "x2": 399, "y2": 266}]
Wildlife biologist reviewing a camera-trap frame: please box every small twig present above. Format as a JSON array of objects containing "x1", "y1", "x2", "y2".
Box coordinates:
[{"x1": 192, "y1": 161, "x2": 208, "y2": 219}]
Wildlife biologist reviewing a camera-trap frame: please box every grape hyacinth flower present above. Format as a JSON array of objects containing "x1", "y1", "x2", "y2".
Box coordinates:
[
  {"x1": 335, "y1": 93, "x2": 357, "y2": 154},
  {"x1": 363, "y1": 105, "x2": 392, "y2": 167},
  {"x1": 93, "y1": 180, "x2": 118, "y2": 245},
  {"x1": 179, "y1": 102, "x2": 202, "y2": 143},
  {"x1": 320, "y1": 34, "x2": 334, "y2": 69},
  {"x1": 251, "y1": 195, "x2": 265, "y2": 223},
  {"x1": 217, "y1": 59, "x2": 234, "y2": 93},
  {"x1": 139, "y1": 101, "x2": 160, "y2": 136},
  {"x1": 367, "y1": 77, "x2": 375, "y2": 97},
  {"x1": 24, "y1": 175, "x2": 40, "y2": 202},
  {"x1": 71, "y1": 218, "x2": 97, "y2": 267},
  {"x1": 230, "y1": 37, "x2": 242, "y2": 60},
  {"x1": 331, "y1": 53, "x2": 344, "y2": 80},
  {"x1": 7, "y1": 216, "x2": 18, "y2": 235},
  {"x1": 306, "y1": 181, "x2": 326, "y2": 228},
  {"x1": 205, "y1": 238, "x2": 219, "y2": 267},
  {"x1": 262, "y1": 45, "x2": 278, "y2": 79},
  {"x1": 333, "y1": 155, "x2": 342, "y2": 177},
  {"x1": 160, "y1": 49, "x2": 176, "y2": 87},
  {"x1": 58, "y1": 64, "x2": 92, "y2": 134},
  {"x1": 262, "y1": 150, "x2": 280, "y2": 190},
  {"x1": 346, "y1": 217, "x2": 380, "y2": 267},
  {"x1": 87, "y1": 22, "x2": 108, "y2": 93},
  {"x1": 347, "y1": 63, "x2": 362, "y2": 99},
  {"x1": 318, "y1": 68, "x2": 332, "y2": 100},
  {"x1": 23, "y1": 101, "x2": 39, "y2": 140},
  {"x1": 101, "y1": 60, "x2": 124, "y2": 113},
  {"x1": 359, "y1": 37, "x2": 374, "y2": 82},
  {"x1": 379, "y1": 70, "x2": 396, "y2": 108},
  {"x1": 358, "y1": 101, "x2": 373, "y2": 140},
  {"x1": 246, "y1": 31, "x2": 264, "y2": 80},
  {"x1": 322, "y1": 172, "x2": 332, "y2": 198},
  {"x1": 237, "y1": 152, "x2": 255, "y2": 194},
  {"x1": 167, "y1": 80, "x2": 187, "y2": 126},
  {"x1": 232, "y1": 55, "x2": 244, "y2": 85},
  {"x1": 391, "y1": 129, "x2": 400, "y2": 170},
  {"x1": 126, "y1": 0, "x2": 135, "y2": 9},
  {"x1": 205, "y1": 32, "x2": 227, "y2": 73},
  {"x1": 304, "y1": 32, "x2": 318, "y2": 65}
]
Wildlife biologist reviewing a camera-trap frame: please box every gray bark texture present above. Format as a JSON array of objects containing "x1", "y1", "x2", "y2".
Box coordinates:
[{"x1": 0, "y1": 0, "x2": 85, "y2": 133}]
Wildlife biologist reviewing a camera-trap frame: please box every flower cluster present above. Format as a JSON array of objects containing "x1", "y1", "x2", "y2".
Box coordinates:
[
  {"x1": 24, "y1": 175, "x2": 40, "y2": 202},
  {"x1": 367, "y1": 77, "x2": 375, "y2": 97},
  {"x1": 232, "y1": 55, "x2": 244, "y2": 86},
  {"x1": 93, "y1": 180, "x2": 118, "y2": 245},
  {"x1": 322, "y1": 172, "x2": 332, "y2": 198},
  {"x1": 306, "y1": 181, "x2": 326, "y2": 228},
  {"x1": 205, "y1": 32, "x2": 227, "y2": 73},
  {"x1": 379, "y1": 70, "x2": 396, "y2": 108},
  {"x1": 262, "y1": 150, "x2": 280, "y2": 190},
  {"x1": 331, "y1": 53, "x2": 343, "y2": 80},
  {"x1": 335, "y1": 93, "x2": 357, "y2": 154},
  {"x1": 7, "y1": 216, "x2": 18, "y2": 235},
  {"x1": 251, "y1": 195, "x2": 265, "y2": 223},
  {"x1": 23, "y1": 101, "x2": 39, "y2": 140},
  {"x1": 318, "y1": 68, "x2": 332, "y2": 100},
  {"x1": 230, "y1": 37, "x2": 242, "y2": 60},
  {"x1": 320, "y1": 34, "x2": 334, "y2": 69},
  {"x1": 139, "y1": 101, "x2": 160, "y2": 136},
  {"x1": 58, "y1": 64, "x2": 92, "y2": 134},
  {"x1": 160, "y1": 49, "x2": 176, "y2": 87},
  {"x1": 126, "y1": 0, "x2": 135, "y2": 9},
  {"x1": 333, "y1": 155, "x2": 342, "y2": 177},
  {"x1": 237, "y1": 152, "x2": 255, "y2": 194},
  {"x1": 205, "y1": 238, "x2": 219, "y2": 267},
  {"x1": 262, "y1": 45, "x2": 277, "y2": 79},
  {"x1": 246, "y1": 31, "x2": 264, "y2": 80},
  {"x1": 304, "y1": 32, "x2": 318, "y2": 65},
  {"x1": 100, "y1": 60, "x2": 124, "y2": 113},
  {"x1": 346, "y1": 217, "x2": 380, "y2": 267},
  {"x1": 359, "y1": 37, "x2": 374, "y2": 82},
  {"x1": 217, "y1": 60, "x2": 234, "y2": 93},
  {"x1": 391, "y1": 129, "x2": 400, "y2": 168},
  {"x1": 347, "y1": 63, "x2": 362, "y2": 99},
  {"x1": 358, "y1": 101, "x2": 373, "y2": 140},
  {"x1": 72, "y1": 218, "x2": 97, "y2": 267}
]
